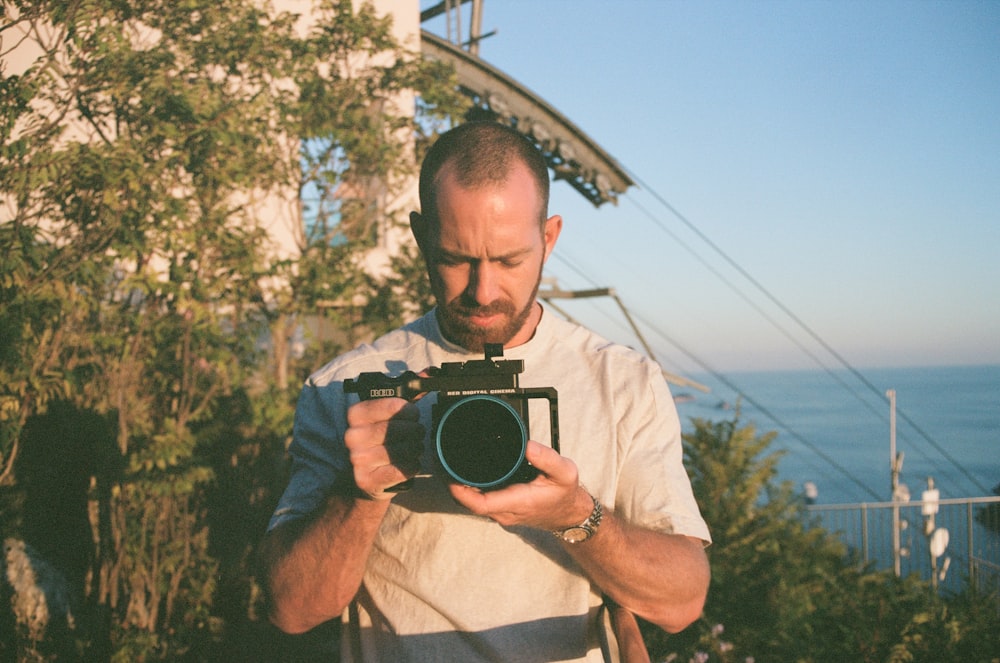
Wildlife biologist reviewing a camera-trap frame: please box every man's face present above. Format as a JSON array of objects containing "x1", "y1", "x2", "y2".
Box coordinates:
[{"x1": 414, "y1": 162, "x2": 561, "y2": 351}]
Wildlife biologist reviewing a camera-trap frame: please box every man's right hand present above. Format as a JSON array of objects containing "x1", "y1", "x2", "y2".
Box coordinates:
[
  {"x1": 263, "y1": 396, "x2": 424, "y2": 633},
  {"x1": 344, "y1": 397, "x2": 425, "y2": 499}
]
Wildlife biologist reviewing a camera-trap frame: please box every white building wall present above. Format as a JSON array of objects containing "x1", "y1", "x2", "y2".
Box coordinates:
[
  {"x1": 269, "y1": 0, "x2": 421, "y2": 276},
  {"x1": 4, "y1": 1, "x2": 421, "y2": 279}
]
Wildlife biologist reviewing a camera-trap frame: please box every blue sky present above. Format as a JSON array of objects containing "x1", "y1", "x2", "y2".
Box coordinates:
[{"x1": 420, "y1": 0, "x2": 1000, "y2": 374}]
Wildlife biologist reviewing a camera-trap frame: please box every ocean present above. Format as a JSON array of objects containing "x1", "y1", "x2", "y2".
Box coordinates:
[{"x1": 673, "y1": 364, "x2": 1000, "y2": 505}]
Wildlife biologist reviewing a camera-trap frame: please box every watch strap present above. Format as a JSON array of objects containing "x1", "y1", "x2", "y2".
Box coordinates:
[{"x1": 553, "y1": 493, "x2": 603, "y2": 543}]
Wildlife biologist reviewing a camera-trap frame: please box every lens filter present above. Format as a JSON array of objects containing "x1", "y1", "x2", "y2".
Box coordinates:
[{"x1": 436, "y1": 395, "x2": 527, "y2": 488}]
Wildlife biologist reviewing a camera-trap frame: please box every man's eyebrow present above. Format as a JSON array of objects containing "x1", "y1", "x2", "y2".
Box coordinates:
[{"x1": 435, "y1": 246, "x2": 534, "y2": 262}]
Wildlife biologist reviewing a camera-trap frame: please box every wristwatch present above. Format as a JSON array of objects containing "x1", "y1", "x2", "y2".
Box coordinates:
[{"x1": 553, "y1": 493, "x2": 603, "y2": 543}]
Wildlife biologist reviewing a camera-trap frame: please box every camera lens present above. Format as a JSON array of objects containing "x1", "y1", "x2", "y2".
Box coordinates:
[{"x1": 436, "y1": 396, "x2": 527, "y2": 488}]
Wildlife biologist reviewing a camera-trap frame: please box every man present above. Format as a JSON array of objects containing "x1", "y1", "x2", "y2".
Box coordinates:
[{"x1": 260, "y1": 122, "x2": 710, "y2": 662}]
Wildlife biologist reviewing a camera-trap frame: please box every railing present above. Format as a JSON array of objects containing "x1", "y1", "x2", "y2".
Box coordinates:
[{"x1": 806, "y1": 496, "x2": 1000, "y2": 596}]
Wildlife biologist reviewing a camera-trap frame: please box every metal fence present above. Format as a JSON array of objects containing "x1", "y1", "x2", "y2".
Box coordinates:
[{"x1": 806, "y1": 496, "x2": 1000, "y2": 596}]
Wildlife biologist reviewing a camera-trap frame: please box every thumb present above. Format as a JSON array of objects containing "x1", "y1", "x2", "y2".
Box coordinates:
[{"x1": 525, "y1": 441, "x2": 576, "y2": 485}]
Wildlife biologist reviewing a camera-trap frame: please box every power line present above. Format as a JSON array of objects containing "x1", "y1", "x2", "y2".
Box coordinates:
[
  {"x1": 547, "y1": 252, "x2": 881, "y2": 501},
  {"x1": 623, "y1": 169, "x2": 989, "y2": 495},
  {"x1": 624, "y1": 195, "x2": 886, "y2": 420},
  {"x1": 622, "y1": 195, "x2": 969, "y2": 493}
]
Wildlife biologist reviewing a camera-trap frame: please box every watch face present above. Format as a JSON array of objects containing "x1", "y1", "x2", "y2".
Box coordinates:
[{"x1": 562, "y1": 526, "x2": 592, "y2": 543}]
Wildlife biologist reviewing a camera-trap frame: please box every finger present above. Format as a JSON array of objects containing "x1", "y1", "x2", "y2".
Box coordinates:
[
  {"x1": 352, "y1": 429, "x2": 424, "y2": 492},
  {"x1": 407, "y1": 368, "x2": 435, "y2": 402},
  {"x1": 448, "y1": 454, "x2": 584, "y2": 529},
  {"x1": 357, "y1": 463, "x2": 414, "y2": 500},
  {"x1": 348, "y1": 418, "x2": 426, "y2": 496},
  {"x1": 449, "y1": 482, "x2": 538, "y2": 528},
  {"x1": 449, "y1": 482, "x2": 492, "y2": 515},
  {"x1": 448, "y1": 479, "x2": 531, "y2": 511},
  {"x1": 344, "y1": 409, "x2": 423, "y2": 453},
  {"x1": 346, "y1": 397, "x2": 419, "y2": 427},
  {"x1": 385, "y1": 427, "x2": 426, "y2": 474},
  {"x1": 345, "y1": 418, "x2": 424, "y2": 457},
  {"x1": 524, "y1": 441, "x2": 577, "y2": 486}
]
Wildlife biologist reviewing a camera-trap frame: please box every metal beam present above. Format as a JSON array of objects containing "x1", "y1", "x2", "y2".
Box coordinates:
[
  {"x1": 539, "y1": 285, "x2": 710, "y2": 393},
  {"x1": 421, "y1": 30, "x2": 633, "y2": 207},
  {"x1": 420, "y1": 0, "x2": 474, "y2": 23}
]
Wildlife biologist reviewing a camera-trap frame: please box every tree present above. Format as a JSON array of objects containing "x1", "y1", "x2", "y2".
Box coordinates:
[
  {"x1": 675, "y1": 411, "x2": 862, "y2": 659},
  {"x1": 1, "y1": 0, "x2": 465, "y2": 657},
  {"x1": 645, "y1": 409, "x2": 1000, "y2": 662}
]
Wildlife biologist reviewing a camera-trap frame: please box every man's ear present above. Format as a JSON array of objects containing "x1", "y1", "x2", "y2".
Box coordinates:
[
  {"x1": 410, "y1": 211, "x2": 428, "y2": 253},
  {"x1": 542, "y1": 214, "x2": 562, "y2": 262}
]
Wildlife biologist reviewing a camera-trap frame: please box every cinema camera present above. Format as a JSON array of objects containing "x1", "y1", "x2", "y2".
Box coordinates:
[{"x1": 343, "y1": 344, "x2": 559, "y2": 490}]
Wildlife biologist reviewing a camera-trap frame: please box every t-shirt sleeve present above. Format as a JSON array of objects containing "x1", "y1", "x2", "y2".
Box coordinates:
[
  {"x1": 267, "y1": 377, "x2": 353, "y2": 531},
  {"x1": 613, "y1": 359, "x2": 711, "y2": 544}
]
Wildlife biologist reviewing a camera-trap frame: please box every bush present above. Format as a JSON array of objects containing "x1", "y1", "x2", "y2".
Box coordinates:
[{"x1": 643, "y1": 411, "x2": 1000, "y2": 662}]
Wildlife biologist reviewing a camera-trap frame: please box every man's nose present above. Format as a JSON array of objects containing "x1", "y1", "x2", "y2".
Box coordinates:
[{"x1": 467, "y1": 262, "x2": 499, "y2": 306}]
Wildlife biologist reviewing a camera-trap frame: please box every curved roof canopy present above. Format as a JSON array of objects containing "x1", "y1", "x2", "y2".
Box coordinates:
[{"x1": 421, "y1": 30, "x2": 633, "y2": 207}]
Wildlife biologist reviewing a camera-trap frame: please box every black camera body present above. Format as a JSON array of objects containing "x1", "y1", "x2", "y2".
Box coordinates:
[{"x1": 343, "y1": 344, "x2": 559, "y2": 489}]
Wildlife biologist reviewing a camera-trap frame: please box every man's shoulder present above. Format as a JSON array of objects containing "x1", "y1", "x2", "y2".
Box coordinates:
[
  {"x1": 541, "y1": 313, "x2": 651, "y2": 367},
  {"x1": 305, "y1": 313, "x2": 437, "y2": 387}
]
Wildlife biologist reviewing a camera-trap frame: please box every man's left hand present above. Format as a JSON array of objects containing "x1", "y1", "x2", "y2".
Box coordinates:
[{"x1": 448, "y1": 441, "x2": 594, "y2": 531}]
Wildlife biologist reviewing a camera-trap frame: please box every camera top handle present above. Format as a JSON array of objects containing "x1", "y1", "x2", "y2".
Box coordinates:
[{"x1": 344, "y1": 344, "x2": 515, "y2": 395}]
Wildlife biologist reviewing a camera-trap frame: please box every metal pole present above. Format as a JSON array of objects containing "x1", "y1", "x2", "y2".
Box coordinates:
[
  {"x1": 888, "y1": 389, "x2": 901, "y2": 576},
  {"x1": 924, "y1": 477, "x2": 939, "y2": 591},
  {"x1": 468, "y1": 0, "x2": 483, "y2": 56},
  {"x1": 888, "y1": 389, "x2": 897, "y2": 490},
  {"x1": 967, "y1": 500, "x2": 975, "y2": 587},
  {"x1": 861, "y1": 503, "x2": 869, "y2": 564}
]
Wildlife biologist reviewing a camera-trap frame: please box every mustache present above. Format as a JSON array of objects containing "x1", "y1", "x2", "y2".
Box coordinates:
[{"x1": 445, "y1": 299, "x2": 516, "y2": 317}]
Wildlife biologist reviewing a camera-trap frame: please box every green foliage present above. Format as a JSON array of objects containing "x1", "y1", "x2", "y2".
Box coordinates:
[
  {"x1": 646, "y1": 410, "x2": 1000, "y2": 662},
  {"x1": 885, "y1": 589, "x2": 1000, "y2": 663},
  {"x1": 1, "y1": 0, "x2": 465, "y2": 658}
]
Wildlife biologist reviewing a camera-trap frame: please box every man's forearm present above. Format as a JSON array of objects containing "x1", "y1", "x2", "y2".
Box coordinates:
[
  {"x1": 450, "y1": 444, "x2": 710, "y2": 633},
  {"x1": 261, "y1": 494, "x2": 390, "y2": 634},
  {"x1": 562, "y1": 495, "x2": 709, "y2": 633}
]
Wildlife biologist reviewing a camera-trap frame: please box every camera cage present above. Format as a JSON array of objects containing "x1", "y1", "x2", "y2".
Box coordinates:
[{"x1": 343, "y1": 344, "x2": 560, "y2": 487}]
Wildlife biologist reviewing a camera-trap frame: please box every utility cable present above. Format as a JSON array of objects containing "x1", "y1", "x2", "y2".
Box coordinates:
[
  {"x1": 623, "y1": 195, "x2": 967, "y2": 493},
  {"x1": 624, "y1": 169, "x2": 990, "y2": 495},
  {"x1": 625, "y1": 195, "x2": 886, "y2": 421},
  {"x1": 548, "y1": 251, "x2": 881, "y2": 501}
]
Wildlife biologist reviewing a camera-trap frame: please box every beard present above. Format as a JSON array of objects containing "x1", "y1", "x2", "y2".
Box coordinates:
[{"x1": 435, "y1": 272, "x2": 542, "y2": 353}]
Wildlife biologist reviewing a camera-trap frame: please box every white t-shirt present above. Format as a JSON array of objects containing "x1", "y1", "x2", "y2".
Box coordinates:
[{"x1": 270, "y1": 307, "x2": 710, "y2": 662}]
